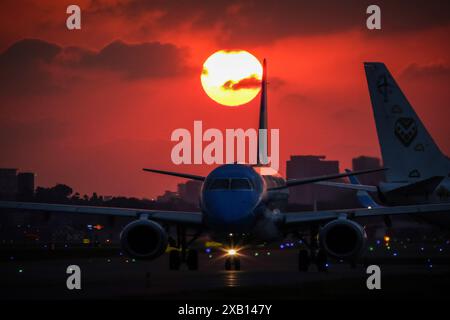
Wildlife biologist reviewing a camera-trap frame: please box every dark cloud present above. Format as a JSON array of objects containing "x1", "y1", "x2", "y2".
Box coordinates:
[
  {"x1": 0, "y1": 38, "x2": 191, "y2": 96},
  {"x1": 401, "y1": 63, "x2": 450, "y2": 80},
  {"x1": 90, "y1": 0, "x2": 450, "y2": 45},
  {"x1": 77, "y1": 40, "x2": 191, "y2": 79},
  {"x1": 222, "y1": 75, "x2": 261, "y2": 90},
  {"x1": 1, "y1": 38, "x2": 60, "y2": 63},
  {"x1": 0, "y1": 39, "x2": 62, "y2": 96},
  {"x1": 268, "y1": 77, "x2": 286, "y2": 91}
]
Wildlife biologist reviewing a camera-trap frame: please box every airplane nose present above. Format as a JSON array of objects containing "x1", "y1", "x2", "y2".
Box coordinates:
[{"x1": 204, "y1": 191, "x2": 258, "y2": 231}]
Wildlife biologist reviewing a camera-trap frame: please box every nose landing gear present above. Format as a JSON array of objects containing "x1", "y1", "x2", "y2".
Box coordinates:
[
  {"x1": 224, "y1": 233, "x2": 242, "y2": 271},
  {"x1": 168, "y1": 226, "x2": 200, "y2": 270},
  {"x1": 225, "y1": 256, "x2": 241, "y2": 271}
]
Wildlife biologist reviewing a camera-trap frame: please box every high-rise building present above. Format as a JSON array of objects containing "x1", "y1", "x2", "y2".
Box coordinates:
[
  {"x1": 0, "y1": 168, "x2": 18, "y2": 199},
  {"x1": 178, "y1": 180, "x2": 202, "y2": 205},
  {"x1": 352, "y1": 156, "x2": 385, "y2": 185},
  {"x1": 17, "y1": 172, "x2": 35, "y2": 199},
  {"x1": 0, "y1": 169, "x2": 36, "y2": 200},
  {"x1": 286, "y1": 156, "x2": 340, "y2": 205}
]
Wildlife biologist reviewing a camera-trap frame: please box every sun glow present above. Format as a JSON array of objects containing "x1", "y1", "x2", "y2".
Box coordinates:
[{"x1": 201, "y1": 50, "x2": 263, "y2": 106}]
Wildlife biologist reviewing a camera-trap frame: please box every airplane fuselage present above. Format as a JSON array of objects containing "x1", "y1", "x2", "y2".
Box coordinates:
[{"x1": 199, "y1": 164, "x2": 288, "y2": 243}]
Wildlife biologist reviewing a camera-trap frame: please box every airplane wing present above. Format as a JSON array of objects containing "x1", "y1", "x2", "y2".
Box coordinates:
[
  {"x1": 0, "y1": 201, "x2": 203, "y2": 225},
  {"x1": 315, "y1": 181, "x2": 378, "y2": 192},
  {"x1": 269, "y1": 167, "x2": 386, "y2": 191},
  {"x1": 283, "y1": 202, "x2": 450, "y2": 227},
  {"x1": 316, "y1": 169, "x2": 382, "y2": 208},
  {"x1": 318, "y1": 176, "x2": 445, "y2": 194},
  {"x1": 142, "y1": 168, "x2": 205, "y2": 181}
]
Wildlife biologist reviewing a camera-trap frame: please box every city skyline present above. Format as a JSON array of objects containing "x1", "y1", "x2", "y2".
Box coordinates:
[
  {"x1": 1, "y1": 1, "x2": 449, "y2": 198},
  {"x1": 1, "y1": 153, "x2": 384, "y2": 201}
]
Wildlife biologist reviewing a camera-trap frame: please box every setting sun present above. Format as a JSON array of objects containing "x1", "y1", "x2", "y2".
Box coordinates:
[{"x1": 201, "y1": 50, "x2": 263, "y2": 106}]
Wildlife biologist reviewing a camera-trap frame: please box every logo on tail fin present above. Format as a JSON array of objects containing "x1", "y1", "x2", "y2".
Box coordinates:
[
  {"x1": 408, "y1": 170, "x2": 421, "y2": 178},
  {"x1": 394, "y1": 117, "x2": 418, "y2": 147},
  {"x1": 377, "y1": 74, "x2": 393, "y2": 102}
]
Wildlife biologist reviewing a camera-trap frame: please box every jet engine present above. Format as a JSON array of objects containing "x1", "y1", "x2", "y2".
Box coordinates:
[
  {"x1": 319, "y1": 219, "x2": 367, "y2": 259},
  {"x1": 120, "y1": 219, "x2": 168, "y2": 260}
]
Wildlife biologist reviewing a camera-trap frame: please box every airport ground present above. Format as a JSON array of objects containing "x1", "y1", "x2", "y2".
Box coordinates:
[{"x1": 1, "y1": 244, "x2": 449, "y2": 300}]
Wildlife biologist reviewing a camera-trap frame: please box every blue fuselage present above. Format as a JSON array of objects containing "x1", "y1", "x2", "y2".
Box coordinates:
[{"x1": 199, "y1": 164, "x2": 288, "y2": 242}]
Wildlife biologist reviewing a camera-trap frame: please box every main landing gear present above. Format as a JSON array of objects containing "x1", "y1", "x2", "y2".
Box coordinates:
[
  {"x1": 169, "y1": 249, "x2": 198, "y2": 270},
  {"x1": 169, "y1": 226, "x2": 200, "y2": 271},
  {"x1": 298, "y1": 248, "x2": 328, "y2": 272},
  {"x1": 297, "y1": 227, "x2": 328, "y2": 272}
]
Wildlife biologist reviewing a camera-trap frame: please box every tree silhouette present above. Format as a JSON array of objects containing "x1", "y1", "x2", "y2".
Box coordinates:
[{"x1": 35, "y1": 184, "x2": 73, "y2": 203}]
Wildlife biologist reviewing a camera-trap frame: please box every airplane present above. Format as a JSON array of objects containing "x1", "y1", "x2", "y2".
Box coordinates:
[
  {"x1": 345, "y1": 169, "x2": 382, "y2": 210},
  {"x1": 342, "y1": 169, "x2": 444, "y2": 241},
  {"x1": 316, "y1": 62, "x2": 450, "y2": 228},
  {"x1": 1, "y1": 60, "x2": 450, "y2": 272}
]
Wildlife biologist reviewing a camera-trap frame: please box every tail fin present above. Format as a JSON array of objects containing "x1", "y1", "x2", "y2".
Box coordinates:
[
  {"x1": 364, "y1": 62, "x2": 450, "y2": 183},
  {"x1": 257, "y1": 58, "x2": 268, "y2": 165}
]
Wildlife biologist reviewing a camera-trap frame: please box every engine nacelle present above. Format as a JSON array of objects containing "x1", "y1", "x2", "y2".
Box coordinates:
[
  {"x1": 319, "y1": 219, "x2": 367, "y2": 259},
  {"x1": 120, "y1": 219, "x2": 168, "y2": 260}
]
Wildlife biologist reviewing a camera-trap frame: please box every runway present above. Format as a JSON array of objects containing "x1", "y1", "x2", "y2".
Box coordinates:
[{"x1": 1, "y1": 248, "x2": 449, "y2": 300}]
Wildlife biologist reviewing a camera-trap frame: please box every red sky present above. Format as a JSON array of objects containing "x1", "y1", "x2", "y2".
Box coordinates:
[{"x1": 1, "y1": 0, "x2": 449, "y2": 198}]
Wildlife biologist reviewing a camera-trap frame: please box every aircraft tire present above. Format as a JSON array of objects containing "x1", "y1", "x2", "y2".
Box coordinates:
[
  {"x1": 169, "y1": 250, "x2": 181, "y2": 270},
  {"x1": 187, "y1": 249, "x2": 199, "y2": 270},
  {"x1": 234, "y1": 257, "x2": 241, "y2": 271},
  {"x1": 225, "y1": 257, "x2": 232, "y2": 270},
  {"x1": 298, "y1": 249, "x2": 310, "y2": 272},
  {"x1": 316, "y1": 249, "x2": 328, "y2": 272}
]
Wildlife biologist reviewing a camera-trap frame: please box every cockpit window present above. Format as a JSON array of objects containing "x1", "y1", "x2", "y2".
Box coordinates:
[
  {"x1": 230, "y1": 178, "x2": 252, "y2": 190},
  {"x1": 208, "y1": 178, "x2": 229, "y2": 190},
  {"x1": 207, "y1": 178, "x2": 253, "y2": 190}
]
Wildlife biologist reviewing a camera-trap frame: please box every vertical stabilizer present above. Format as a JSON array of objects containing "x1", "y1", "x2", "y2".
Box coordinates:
[
  {"x1": 257, "y1": 58, "x2": 268, "y2": 165},
  {"x1": 364, "y1": 62, "x2": 450, "y2": 183}
]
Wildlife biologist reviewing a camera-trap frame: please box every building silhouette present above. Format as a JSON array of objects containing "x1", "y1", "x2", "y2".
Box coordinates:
[
  {"x1": 286, "y1": 155, "x2": 341, "y2": 205},
  {"x1": 18, "y1": 172, "x2": 35, "y2": 199},
  {"x1": 0, "y1": 168, "x2": 35, "y2": 200},
  {"x1": 0, "y1": 168, "x2": 18, "y2": 199},
  {"x1": 352, "y1": 156, "x2": 385, "y2": 185},
  {"x1": 178, "y1": 180, "x2": 202, "y2": 205}
]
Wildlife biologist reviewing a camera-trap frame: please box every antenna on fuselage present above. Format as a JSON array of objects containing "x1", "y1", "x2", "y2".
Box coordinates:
[{"x1": 257, "y1": 58, "x2": 268, "y2": 166}]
